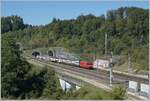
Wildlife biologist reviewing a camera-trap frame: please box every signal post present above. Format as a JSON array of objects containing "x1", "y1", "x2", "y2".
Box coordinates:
[{"x1": 109, "y1": 51, "x2": 113, "y2": 86}]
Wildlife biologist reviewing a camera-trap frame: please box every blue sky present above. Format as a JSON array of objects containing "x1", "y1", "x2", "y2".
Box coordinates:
[{"x1": 1, "y1": 1, "x2": 149, "y2": 25}]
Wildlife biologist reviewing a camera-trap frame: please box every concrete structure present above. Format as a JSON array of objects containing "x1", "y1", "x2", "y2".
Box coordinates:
[
  {"x1": 57, "y1": 73, "x2": 82, "y2": 92},
  {"x1": 47, "y1": 48, "x2": 79, "y2": 61}
]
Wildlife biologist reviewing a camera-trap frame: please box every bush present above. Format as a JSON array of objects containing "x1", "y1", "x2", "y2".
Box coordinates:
[{"x1": 111, "y1": 85, "x2": 126, "y2": 100}]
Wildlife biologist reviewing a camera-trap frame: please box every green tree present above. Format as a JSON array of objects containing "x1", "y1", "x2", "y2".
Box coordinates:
[
  {"x1": 1, "y1": 34, "x2": 31, "y2": 98},
  {"x1": 111, "y1": 86, "x2": 126, "y2": 100},
  {"x1": 1, "y1": 15, "x2": 25, "y2": 34},
  {"x1": 1, "y1": 35, "x2": 63, "y2": 99}
]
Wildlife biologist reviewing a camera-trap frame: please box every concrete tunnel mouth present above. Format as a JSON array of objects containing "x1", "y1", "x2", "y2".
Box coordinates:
[
  {"x1": 48, "y1": 50, "x2": 54, "y2": 57},
  {"x1": 32, "y1": 51, "x2": 40, "y2": 57}
]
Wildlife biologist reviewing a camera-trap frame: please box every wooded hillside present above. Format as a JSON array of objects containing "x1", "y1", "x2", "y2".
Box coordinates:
[{"x1": 2, "y1": 7, "x2": 149, "y2": 71}]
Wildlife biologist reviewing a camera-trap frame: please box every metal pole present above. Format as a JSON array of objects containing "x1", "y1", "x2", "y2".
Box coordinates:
[
  {"x1": 128, "y1": 52, "x2": 131, "y2": 73},
  {"x1": 110, "y1": 67, "x2": 112, "y2": 86},
  {"x1": 109, "y1": 51, "x2": 113, "y2": 86},
  {"x1": 105, "y1": 33, "x2": 107, "y2": 59}
]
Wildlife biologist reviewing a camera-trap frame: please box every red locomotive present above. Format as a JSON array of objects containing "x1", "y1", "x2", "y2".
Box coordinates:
[{"x1": 79, "y1": 61, "x2": 93, "y2": 69}]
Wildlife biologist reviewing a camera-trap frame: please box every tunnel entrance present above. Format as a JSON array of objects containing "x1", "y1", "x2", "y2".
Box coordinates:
[
  {"x1": 32, "y1": 51, "x2": 40, "y2": 57},
  {"x1": 48, "y1": 50, "x2": 54, "y2": 57}
]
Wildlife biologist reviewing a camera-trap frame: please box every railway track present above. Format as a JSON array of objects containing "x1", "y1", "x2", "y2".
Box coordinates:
[
  {"x1": 31, "y1": 58, "x2": 127, "y2": 86},
  {"x1": 31, "y1": 58, "x2": 112, "y2": 85},
  {"x1": 38, "y1": 58, "x2": 148, "y2": 84}
]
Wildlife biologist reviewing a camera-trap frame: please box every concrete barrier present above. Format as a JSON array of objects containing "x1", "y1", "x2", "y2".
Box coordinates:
[
  {"x1": 139, "y1": 83, "x2": 149, "y2": 97},
  {"x1": 128, "y1": 81, "x2": 138, "y2": 92}
]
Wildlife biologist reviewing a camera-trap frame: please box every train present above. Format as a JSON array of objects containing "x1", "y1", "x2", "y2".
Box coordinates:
[
  {"x1": 36, "y1": 55, "x2": 93, "y2": 69},
  {"x1": 32, "y1": 52, "x2": 113, "y2": 69}
]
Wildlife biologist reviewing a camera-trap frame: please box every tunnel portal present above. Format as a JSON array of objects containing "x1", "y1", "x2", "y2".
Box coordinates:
[
  {"x1": 32, "y1": 51, "x2": 40, "y2": 57},
  {"x1": 48, "y1": 50, "x2": 54, "y2": 57}
]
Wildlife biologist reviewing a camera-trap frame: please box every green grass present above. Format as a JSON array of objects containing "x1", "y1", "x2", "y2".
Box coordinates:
[{"x1": 63, "y1": 85, "x2": 114, "y2": 100}]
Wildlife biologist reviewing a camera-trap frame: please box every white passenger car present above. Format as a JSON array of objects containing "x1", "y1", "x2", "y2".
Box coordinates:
[
  {"x1": 93, "y1": 59, "x2": 109, "y2": 69},
  {"x1": 50, "y1": 57, "x2": 56, "y2": 62},
  {"x1": 58, "y1": 58, "x2": 63, "y2": 63},
  {"x1": 72, "y1": 60, "x2": 79, "y2": 66}
]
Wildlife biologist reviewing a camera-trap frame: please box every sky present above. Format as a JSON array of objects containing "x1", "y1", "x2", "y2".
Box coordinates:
[{"x1": 1, "y1": 0, "x2": 149, "y2": 25}]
